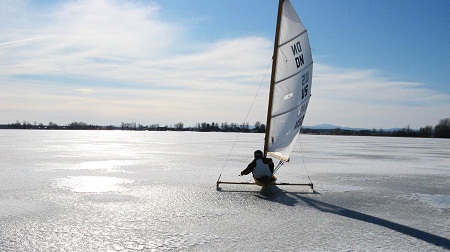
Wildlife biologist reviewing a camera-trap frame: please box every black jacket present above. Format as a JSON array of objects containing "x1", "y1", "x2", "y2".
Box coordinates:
[{"x1": 241, "y1": 157, "x2": 274, "y2": 176}]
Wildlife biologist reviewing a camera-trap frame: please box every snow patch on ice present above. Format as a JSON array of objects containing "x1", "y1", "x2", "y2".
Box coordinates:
[
  {"x1": 75, "y1": 160, "x2": 136, "y2": 172},
  {"x1": 204, "y1": 208, "x2": 240, "y2": 217},
  {"x1": 146, "y1": 232, "x2": 216, "y2": 250},
  {"x1": 83, "y1": 193, "x2": 136, "y2": 202},
  {"x1": 319, "y1": 184, "x2": 365, "y2": 192},
  {"x1": 0, "y1": 199, "x2": 46, "y2": 217},
  {"x1": 409, "y1": 193, "x2": 450, "y2": 210},
  {"x1": 52, "y1": 176, "x2": 133, "y2": 193}
]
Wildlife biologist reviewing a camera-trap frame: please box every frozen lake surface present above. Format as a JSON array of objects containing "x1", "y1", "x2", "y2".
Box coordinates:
[{"x1": 1, "y1": 130, "x2": 449, "y2": 251}]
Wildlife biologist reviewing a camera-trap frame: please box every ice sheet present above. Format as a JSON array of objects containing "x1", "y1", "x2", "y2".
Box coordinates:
[{"x1": 0, "y1": 131, "x2": 449, "y2": 251}]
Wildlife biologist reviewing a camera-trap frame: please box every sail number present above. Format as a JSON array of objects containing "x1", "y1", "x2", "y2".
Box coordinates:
[
  {"x1": 299, "y1": 102, "x2": 308, "y2": 115},
  {"x1": 294, "y1": 115, "x2": 305, "y2": 130},
  {"x1": 301, "y1": 71, "x2": 310, "y2": 99},
  {"x1": 294, "y1": 103, "x2": 308, "y2": 130},
  {"x1": 291, "y1": 41, "x2": 305, "y2": 68},
  {"x1": 302, "y1": 71, "x2": 309, "y2": 86}
]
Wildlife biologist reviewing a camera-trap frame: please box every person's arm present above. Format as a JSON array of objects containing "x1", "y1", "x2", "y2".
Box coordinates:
[{"x1": 241, "y1": 160, "x2": 255, "y2": 175}]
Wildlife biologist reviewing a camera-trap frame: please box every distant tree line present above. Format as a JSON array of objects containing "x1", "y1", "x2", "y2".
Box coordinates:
[
  {"x1": 2, "y1": 118, "x2": 450, "y2": 138},
  {"x1": 302, "y1": 118, "x2": 450, "y2": 138},
  {"x1": 3, "y1": 120, "x2": 266, "y2": 133},
  {"x1": 5, "y1": 120, "x2": 110, "y2": 130}
]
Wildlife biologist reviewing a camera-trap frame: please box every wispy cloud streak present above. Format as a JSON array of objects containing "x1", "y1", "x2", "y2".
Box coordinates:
[{"x1": 0, "y1": 35, "x2": 55, "y2": 46}]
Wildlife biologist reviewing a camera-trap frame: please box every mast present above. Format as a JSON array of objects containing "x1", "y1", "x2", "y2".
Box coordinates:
[{"x1": 264, "y1": 0, "x2": 284, "y2": 157}]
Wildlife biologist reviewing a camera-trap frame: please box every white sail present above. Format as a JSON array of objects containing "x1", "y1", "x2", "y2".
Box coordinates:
[{"x1": 265, "y1": 0, "x2": 313, "y2": 161}]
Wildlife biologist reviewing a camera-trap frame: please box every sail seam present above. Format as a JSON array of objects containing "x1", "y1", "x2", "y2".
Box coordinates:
[
  {"x1": 271, "y1": 98, "x2": 310, "y2": 118},
  {"x1": 274, "y1": 61, "x2": 313, "y2": 85},
  {"x1": 279, "y1": 30, "x2": 307, "y2": 48}
]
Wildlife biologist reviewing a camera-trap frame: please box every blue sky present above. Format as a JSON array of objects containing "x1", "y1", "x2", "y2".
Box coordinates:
[{"x1": 1, "y1": 0, "x2": 449, "y2": 129}]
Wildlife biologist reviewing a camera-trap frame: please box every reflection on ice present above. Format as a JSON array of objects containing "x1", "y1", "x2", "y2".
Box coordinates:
[
  {"x1": 75, "y1": 160, "x2": 135, "y2": 172},
  {"x1": 53, "y1": 176, "x2": 133, "y2": 193}
]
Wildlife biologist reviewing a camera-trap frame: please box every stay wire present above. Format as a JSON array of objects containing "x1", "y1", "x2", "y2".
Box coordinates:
[
  {"x1": 217, "y1": 60, "x2": 272, "y2": 182},
  {"x1": 273, "y1": 160, "x2": 284, "y2": 175},
  {"x1": 298, "y1": 134, "x2": 313, "y2": 184}
]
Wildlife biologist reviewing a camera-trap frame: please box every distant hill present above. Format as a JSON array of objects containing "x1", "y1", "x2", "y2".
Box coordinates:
[
  {"x1": 304, "y1": 124, "x2": 403, "y2": 132},
  {"x1": 304, "y1": 124, "x2": 366, "y2": 131}
]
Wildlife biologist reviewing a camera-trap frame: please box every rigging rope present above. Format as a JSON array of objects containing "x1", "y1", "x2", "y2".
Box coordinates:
[
  {"x1": 217, "y1": 60, "x2": 272, "y2": 182},
  {"x1": 272, "y1": 160, "x2": 284, "y2": 175},
  {"x1": 298, "y1": 134, "x2": 313, "y2": 184}
]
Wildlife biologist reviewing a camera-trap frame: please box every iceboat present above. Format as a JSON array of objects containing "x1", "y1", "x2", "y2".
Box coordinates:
[{"x1": 217, "y1": 0, "x2": 314, "y2": 191}]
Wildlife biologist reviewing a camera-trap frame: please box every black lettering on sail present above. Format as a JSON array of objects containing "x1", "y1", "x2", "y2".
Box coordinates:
[
  {"x1": 302, "y1": 85, "x2": 309, "y2": 99},
  {"x1": 295, "y1": 54, "x2": 304, "y2": 68},
  {"x1": 294, "y1": 115, "x2": 305, "y2": 130},
  {"x1": 302, "y1": 71, "x2": 309, "y2": 86},
  {"x1": 291, "y1": 41, "x2": 302, "y2": 56}
]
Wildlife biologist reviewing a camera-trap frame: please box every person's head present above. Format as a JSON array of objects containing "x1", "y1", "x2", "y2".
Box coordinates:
[{"x1": 254, "y1": 150, "x2": 263, "y2": 159}]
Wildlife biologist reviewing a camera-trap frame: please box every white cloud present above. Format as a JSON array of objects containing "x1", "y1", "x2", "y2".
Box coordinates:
[
  {"x1": 307, "y1": 64, "x2": 450, "y2": 129},
  {"x1": 75, "y1": 88, "x2": 95, "y2": 95},
  {"x1": 0, "y1": 0, "x2": 448, "y2": 129},
  {"x1": 1, "y1": 0, "x2": 176, "y2": 76}
]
